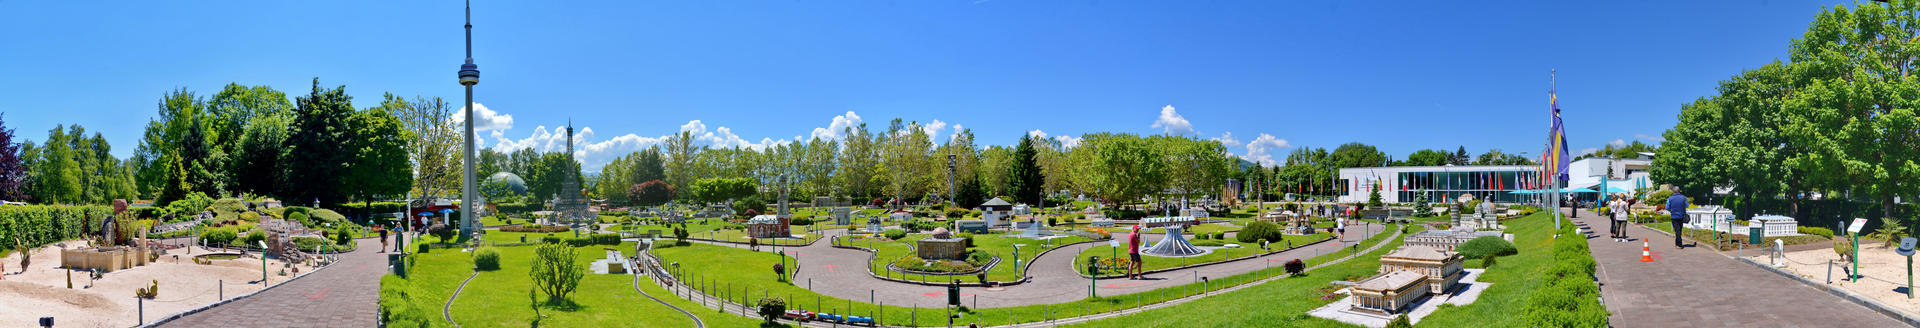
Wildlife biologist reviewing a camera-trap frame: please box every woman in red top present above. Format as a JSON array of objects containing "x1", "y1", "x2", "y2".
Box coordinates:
[{"x1": 1128, "y1": 225, "x2": 1144, "y2": 279}]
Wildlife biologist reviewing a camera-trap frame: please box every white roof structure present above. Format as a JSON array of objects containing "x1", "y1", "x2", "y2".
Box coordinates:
[
  {"x1": 747, "y1": 215, "x2": 782, "y2": 224},
  {"x1": 1141, "y1": 216, "x2": 1197, "y2": 225}
]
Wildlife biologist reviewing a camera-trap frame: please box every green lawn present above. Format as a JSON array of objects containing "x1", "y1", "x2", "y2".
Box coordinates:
[
  {"x1": 1072, "y1": 232, "x2": 1331, "y2": 276},
  {"x1": 428, "y1": 242, "x2": 719, "y2": 327},
  {"x1": 1064, "y1": 212, "x2": 1560, "y2": 327},
  {"x1": 653, "y1": 223, "x2": 1403, "y2": 327},
  {"x1": 838, "y1": 233, "x2": 1090, "y2": 283}
]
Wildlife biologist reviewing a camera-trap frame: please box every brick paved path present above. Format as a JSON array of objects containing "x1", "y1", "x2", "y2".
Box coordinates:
[
  {"x1": 156, "y1": 238, "x2": 387, "y2": 327},
  {"x1": 1574, "y1": 211, "x2": 1906, "y2": 327}
]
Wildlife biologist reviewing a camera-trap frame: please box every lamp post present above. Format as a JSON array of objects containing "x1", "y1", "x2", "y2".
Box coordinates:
[{"x1": 457, "y1": 0, "x2": 482, "y2": 240}]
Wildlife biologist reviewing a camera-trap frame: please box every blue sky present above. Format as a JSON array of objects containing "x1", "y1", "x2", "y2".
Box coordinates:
[{"x1": 0, "y1": 1, "x2": 1847, "y2": 172}]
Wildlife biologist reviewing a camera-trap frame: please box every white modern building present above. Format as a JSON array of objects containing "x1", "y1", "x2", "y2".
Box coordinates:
[{"x1": 1335, "y1": 156, "x2": 1659, "y2": 204}]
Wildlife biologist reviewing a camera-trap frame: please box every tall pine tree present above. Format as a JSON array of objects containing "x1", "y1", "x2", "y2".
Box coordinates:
[{"x1": 1008, "y1": 134, "x2": 1044, "y2": 205}]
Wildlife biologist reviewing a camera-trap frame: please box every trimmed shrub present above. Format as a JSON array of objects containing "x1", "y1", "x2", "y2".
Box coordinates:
[
  {"x1": 243, "y1": 229, "x2": 266, "y2": 246},
  {"x1": 883, "y1": 229, "x2": 908, "y2": 240},
  {"x1": 1195, "y1": 232, "x2": 1209, "y2": 240},
  {"x1": 1481, "y1": 253, "x2": 1499, "y2": 268},
  {"x1": 1456, "y1": 236, "x2": 1518, "y2": 259},
  {"x1": 473, "y1": 247, "x2": 502, "y2": 270},
  {"x1": 1213, "y1": 231, "x2": 1227, "y2": 240},
  {"x1": 591, "y1": 233, "x2": 621, "y2": 245},
  {"x1": 945, "y1": 208, "x2": 968, "y2": 219},
  {"x1": 1283, "y1": 259, "x2": 1305, "y2": 274},
  {"x1": 1799, "y1": 226, "x2": 1834, "y2": 239},
  {"x1": 333, "y1": 228, "x2": 353, "y2": 246},
  {"x1": 541, "y1": 235, "x2": 564, "y2": 244},
  {"x1": 502, "y1": 224, "x2": 571, "y2": 233},
  {"x1": 416, "y1": 243, "x2": 430, "y2": 254},
  {"x1": 1238, "y1": 221, "x2": 1281, "y2": 243},
  {"x1": 201, "y1": 229, "x2": 238, "y2": 246}
]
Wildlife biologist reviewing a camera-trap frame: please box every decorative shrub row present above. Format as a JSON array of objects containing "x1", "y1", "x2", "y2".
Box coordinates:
[
  {"x1": 1521, "y1": 218, "x2": 1609, "y2": 327},
  {"x1": 501, "y1": 224, "x2": 570, "y2": 233},
  {"x1": 0, "y1": 205, "x2": 114, "y2": 249}
]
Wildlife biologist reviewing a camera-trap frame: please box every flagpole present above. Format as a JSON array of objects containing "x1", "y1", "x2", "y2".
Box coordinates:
[{"x1": 1550, "y1": 69, "x2": 1562, "y2": 231}]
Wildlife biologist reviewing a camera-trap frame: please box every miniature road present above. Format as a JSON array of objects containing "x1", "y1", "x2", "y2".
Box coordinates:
[
  {"x1": 155, "y1": 238, "x2": 386, "y2": 328},
  {"x1": 1574, "y1": 210, "x2": 1906, "y2": 327},
  {"x1": 719, "y1": 222, "x2": 1387, "y2": 309}
]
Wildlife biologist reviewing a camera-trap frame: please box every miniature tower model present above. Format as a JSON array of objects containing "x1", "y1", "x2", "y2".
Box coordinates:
[
  {"x1": 457, "y1": 0, "x2": 482, "y2": 238},
  {"x1": 1143, "y1": 225, "x2": 1206, "y2": 257}
]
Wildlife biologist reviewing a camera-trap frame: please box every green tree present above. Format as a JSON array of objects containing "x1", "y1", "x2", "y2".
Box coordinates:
[
  {"x1": 955, "y1": 172, "x2": 988, "y2": 209},
  {"x1": 345, "y1": 108, "x2": 414, "y2": 217},
  {"x1": 233, "y1": 109, "x2": 292, "y2": 196},
  {"x1": 1068, "y1": 133, "x2": 1164, "y2": 207},
  {"x1": 1328, "y1": 142, "x2": 1386, "y2": 168},
  {"x1": 23, "y1": 126, "x2": 79, "y2": 204},
  {"x1": 1401, "y1": 149, "x2": 1452, "y2": 167},
  {"x1": 628, "y1": 180, "x2": 675, "y2": 207},
  {"x1": 392, "y1": 95, "x2": 460, "y2": 200},
  {"x1": 1008, "y1": 134, "x2": 1045, "y2": 205},
  {"x1": 528, "y1": 243, "x2": 584, "y2": 303},
  {"x1": 282, "y1": 79, "x2": 357, "y2": 206}
]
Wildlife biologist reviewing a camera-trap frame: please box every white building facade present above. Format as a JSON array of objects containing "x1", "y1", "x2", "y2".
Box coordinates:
[{"x1": 1336, "y1": 157, "x2": 1660, "y2": 204}]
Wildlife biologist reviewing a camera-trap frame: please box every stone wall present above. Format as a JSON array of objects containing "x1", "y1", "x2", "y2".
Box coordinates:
[{"x1": 917, "y1": 238, "x2": 967, "y2": 260}]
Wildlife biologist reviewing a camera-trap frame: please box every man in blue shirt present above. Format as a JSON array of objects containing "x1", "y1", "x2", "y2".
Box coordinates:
[{"x1": 1667, "y1": 192, "x2": 1689, "y2": 249}]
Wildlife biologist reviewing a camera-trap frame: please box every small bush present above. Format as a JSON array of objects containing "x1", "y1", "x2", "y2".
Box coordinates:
[
  {"x1": 243, "y1": 229, "x2": 266, "y2": 246},
  {"x1": 1195, "y1": 232, "x2": 1209, "y2": 240},
  {"x1": 541, "y1": 235, "x2": 564, "y2": 244},
  {"x1": 1213, "y1": 232, "x2": 1227, "y2": 240},
  {"x1": 1385, "y1": 314, "x2": 1412, "y2": 328},
  {"x1": 473, "y1": 247, "x2": 502, "y2": 270},
  {"x1": 201, "y1": 229, "x2": 239, "y2": 245},
  {"x1": 1284, "y1": 259, "x2": 1305, "y2": 274},
  {"x1": 1799, "y1": 226, "x2": 1834, "y2": 239},
  {"x1": 1456, "y1": 236, "x2": 1518, "y2": 259},
  {"x1": 417, "y1": 243, "x2": 431, "y2": 254},
  {"x1": 1238, "y1": 221, "x2": 1281, "y2": 243},
  {"x1": 883, "y1": 229, "x2": 907, "y2": 240},
  {"x1": 333, "y1": 228, "x2": 353, "y2": 246},
  {"x1": 945, "y1": 208, "x2": 968, "y2": 218},
  {"x1": 1481, "y1": 253, "x2": 1499, "y2": 268}
]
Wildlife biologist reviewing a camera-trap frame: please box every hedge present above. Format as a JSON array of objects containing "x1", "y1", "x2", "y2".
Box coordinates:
[
  {"x1": 378, "y1": 274, "x2": 441, "y2": 328},
  {"x1": 502, "y1": 224, "x2": 570, "y2": 233},
  {"x1": 1455, "y1": 236, "x2": 1518, "y2": 259},
  {"x1": 473, "y1": 247, "x2": 502, "y2": 270},
  {"x1": 0, "y1": 205, "x2": 114, "y2": 250},
  {"x1": 1521, "y1": 217, "x2": 1609, "y2": 327}
]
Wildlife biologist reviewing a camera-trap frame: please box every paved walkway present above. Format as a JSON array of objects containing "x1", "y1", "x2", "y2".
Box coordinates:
[
  {"x1": 742, "y1": 222, "x2": 1387, "y2": 309},
  {"x1": 156, "y1": 238, "x2": 389, "y2": 327},
  {"x1": 1574, "y1": 211, "x2": 1905, "y2": 327}
]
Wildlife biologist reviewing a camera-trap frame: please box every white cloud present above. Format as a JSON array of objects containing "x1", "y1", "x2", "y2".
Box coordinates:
[
  {"x1": 1150, "y1": 105, "x2": 1195, "y2": 136},
  {"x1": 1578, "y1": 148, "x2": 1600, "y2": 156},
  {"x1": 922, "y1": 120, "x2": 948, "y2": 143},
  {"x1": 1211, "y1": 132, "x2": 1240, "y2": 147},
  {"x1": 450, "y1": 103, "x2": 513, "y2": 131},
  {"x1": 1027, "y1": 129, "x2": 1048, "y2": 139},
  {"x1": 1054, "y1": 135, "x2": 1083, "y2": 148},
  {"x1": 808, "y1": 111, "x2": 865, "y2": 141},
  {"x1": 1241, "y1": 133, "x2": 1292, "y2": 165},
  {"x1": 1634, "y1": 133, "x2": 1665, "y2": 142},
  {"x1": 1609, "y1": 139, "x2": 1627, "y2": 147}
]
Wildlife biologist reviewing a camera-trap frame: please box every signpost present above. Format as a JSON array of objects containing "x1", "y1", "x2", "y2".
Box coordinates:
[
  {"x1": 1850, "y1": 218, "x2": 1869, "y2": 282},
  {"x1": 1899, "y1": 238, "x2": 1916, "y2": 299}
]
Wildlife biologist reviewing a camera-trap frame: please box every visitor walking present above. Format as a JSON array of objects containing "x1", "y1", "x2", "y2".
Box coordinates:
[
  {"x1": 1667, "y1": 191, "x2": 1689, "y2": 249},
  {"x1": 378, "y1": 225, "x2": 389, "y2": 253},
  {"x1": 1127, "y1": 225, "x2": 1143, "y2": 279},
  {"x1": 1336, "y1": 217, "x2": 1348, "y2": 241},
  {"x1": 1611, "y1": 196, "x2": 1630, "y2": 242}
]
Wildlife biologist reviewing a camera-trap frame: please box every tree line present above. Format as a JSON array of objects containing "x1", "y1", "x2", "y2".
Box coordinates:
[{"x1": 1651, "y1": 1, "x2": 1919, "y2": 222}]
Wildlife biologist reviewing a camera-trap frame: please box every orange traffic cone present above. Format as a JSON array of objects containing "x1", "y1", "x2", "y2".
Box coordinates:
[{"x1": 1640, "y1": 241, "x2": 1654, "y2": 262}]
